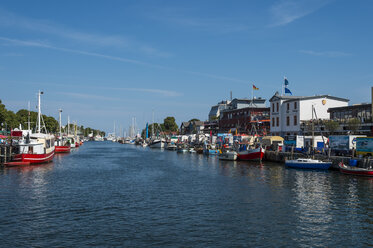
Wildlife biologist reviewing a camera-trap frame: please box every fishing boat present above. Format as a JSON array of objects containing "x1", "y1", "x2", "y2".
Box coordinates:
[
  {"x1": 13, "y1": 91, "x2": 55, "y2": 164},
  {"x1": 55, "y1": 109, "x2": 71, "y2": 153},
  {"x1": 338, "y1": 162, "x2": 373, "y2": 176},
  {"x1": 285, "y1": 158, "x2": 331, "y2": 170},
  {"x1": 237, "y1": 145, "x2": 265, "y2": 161},
  {"x1": 149, "y1": 138, "x2": 166, "y2": 148}
]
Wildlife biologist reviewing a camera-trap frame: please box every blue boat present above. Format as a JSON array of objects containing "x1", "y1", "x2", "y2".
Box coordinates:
[{"x1": 285, "y1": 158, "x2": 331, "y2": 170}]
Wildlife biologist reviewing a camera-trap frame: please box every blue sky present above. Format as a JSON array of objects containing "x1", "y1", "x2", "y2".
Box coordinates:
[{"x1": 0, "y1": 0, "x2": 372, "y2": 134}]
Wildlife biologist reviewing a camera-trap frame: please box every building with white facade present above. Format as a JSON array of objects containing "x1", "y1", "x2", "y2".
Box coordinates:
[{"x1": 269, "y1": 92, "x2": 349, "y2": 138}]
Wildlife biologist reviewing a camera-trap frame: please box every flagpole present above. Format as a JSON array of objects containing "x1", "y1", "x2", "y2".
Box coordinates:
[
  {"x1": 282, "y1": 77, "x2": 285, "y2": 96},
  {"x1": 252, "y1": 84, "x2": 254, "y2": 102}
]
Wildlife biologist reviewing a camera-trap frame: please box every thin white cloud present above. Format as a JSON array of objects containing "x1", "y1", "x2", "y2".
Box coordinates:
[
  {"x1": 59, "y1": 92, "x2": 122, "y2": 102},
  {"x1": 0, "y1": 36, "x2": 248, "y2": 84},
  {"x1": 114, "y1": 88, "x2": 182, "y2": 97},
  {"x1": 269, "y1": 0, "x2": 330, "y2": 27},
  {"x1": 0, "y1": 8, "x2": 170, "y2": 57},
  {"x1": 300, "y1": 50, "x2": 352, "y2": 57}
]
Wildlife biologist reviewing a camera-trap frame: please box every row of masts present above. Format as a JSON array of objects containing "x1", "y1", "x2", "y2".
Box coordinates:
[{"x1": 25, "y1": 90, "x2": 80, "y2": 136}]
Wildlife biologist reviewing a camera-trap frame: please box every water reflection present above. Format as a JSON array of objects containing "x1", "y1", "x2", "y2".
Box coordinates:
[{"x1": 0, "y1": 142, "x2": 373, "y2": 247}]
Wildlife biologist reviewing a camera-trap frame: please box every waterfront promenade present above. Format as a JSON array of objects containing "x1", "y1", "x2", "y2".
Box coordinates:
[{"x1": 0, "y1": 141, "x2": 372, "y2": 247}]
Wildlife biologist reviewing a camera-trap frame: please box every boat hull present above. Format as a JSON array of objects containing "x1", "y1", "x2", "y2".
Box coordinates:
[
  {"x1": 339, "y1": 163, "x2": 373, "y2": 176},
  {"x1": 286, "y1": 161, "x2": 331, "y2": 170},
  {"x1": 13, "y1": 150, "x2": 55, "y2": 164},
  {"x1": 219, "y1": 151, "x2": 237, "y2": 161},
  {"x1": 237, "y1": 147, "x2": 264, "y2": 161},
  {"x1": 204, "y1": 149, "x2": 219, "y2": 155},
  {"x1": 55, "y1": 146, "x2": 71, "y2": 153},
  {"x1": 149, "y1": 140, "x2": 165, "y2": 148}
]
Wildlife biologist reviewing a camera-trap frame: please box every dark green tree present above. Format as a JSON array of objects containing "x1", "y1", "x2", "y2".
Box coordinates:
[
  {"x1": 163, "y1": 116, "x2": 178, "y2": 132},
  {"x1": 188, "y1": 118, "x2": 200, "y2": 122}
]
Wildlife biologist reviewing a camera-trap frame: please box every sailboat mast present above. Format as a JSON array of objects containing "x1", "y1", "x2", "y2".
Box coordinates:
[
  {"x1": 312, "y1": 105, "x2": 315, "y2": 148},
  {"x1": 37, "y1": 90, "x2": 43, "y2": 133},
  {"x1": 152, "y1": 110, "x2": 154, "y2": 137},
  {"x1": 59, "y1": 109, "x2": 62, "y2": 139},
  {"x1": 67, "y1": 116, "x2": 70, "y2": 135},
  {"x1": 27, "y1": 101, "x2": 31, "y2": 131}
]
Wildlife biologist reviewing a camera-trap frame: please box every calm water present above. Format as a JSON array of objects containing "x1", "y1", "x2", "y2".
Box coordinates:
[{"x1": 1, "y1": 142, "x2": 373, "y2": 247}]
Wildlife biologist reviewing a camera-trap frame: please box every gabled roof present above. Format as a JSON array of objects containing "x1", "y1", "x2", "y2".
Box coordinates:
[
  {"x1": 269, "y1": 92, "x2": 349, "y2": 103},
  {"x1": 284, "y1": 95, "x2": 349, "y2": 103},
  {"x1": 269, "y1": 92, "x2": 300, "y2": 102}
]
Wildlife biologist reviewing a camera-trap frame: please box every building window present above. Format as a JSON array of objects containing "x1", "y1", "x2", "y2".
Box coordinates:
[
  {"x1": 294, "y1": 115, "x2": 297, "y2": 125},
  {"x1": 286, "y1": 116, "x2": 290, "y2": 126},
  {"x1": 272, "y1": 103, "x2": 275, "y2": 112},
  {"x1": 287, "y1": 103, "x2": 289, "y2": 111},
  {"x1": 276, "y1": 102, "x2": 279, "y2": 112},
  {"x1": 294, "y1": 102, "x2": 297, "y2": 109},
  {"x1": 276, "y1": 117, "x2": 279, "y2": 127},
  {"x1": 272, "y1": 118, "x2": 275, "y2": 127}
]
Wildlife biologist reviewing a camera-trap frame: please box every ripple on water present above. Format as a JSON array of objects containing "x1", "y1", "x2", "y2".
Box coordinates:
[{"x1": 1, "y1": 142, "x2": 373, "y2": 247}]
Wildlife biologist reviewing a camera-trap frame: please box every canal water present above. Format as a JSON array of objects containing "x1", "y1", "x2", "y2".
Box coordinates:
[{"x1": 0, "y1": 141, "x2": 373, "y2": 247}]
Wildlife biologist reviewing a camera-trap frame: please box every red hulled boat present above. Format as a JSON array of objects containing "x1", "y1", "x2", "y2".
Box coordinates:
[
  {"x1": 55, "y1": 145, "x2": 71, "y2": 153},
  {"x1": 338, "y1": 162, "x2": 373, "y2": 176},
  {"x1": 237, "y1": 146, "x2": 265, "y2": 161},
  {"x1": 12, "y1": 91, "x2": 55, "y2": 164}
]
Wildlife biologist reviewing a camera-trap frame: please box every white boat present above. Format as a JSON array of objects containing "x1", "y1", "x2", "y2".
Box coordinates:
[
  {"x1": 219, "y1": 150, "x2": 237, "y2": 161},
  {"x1": 149, "y1": 139, "x2": 166, "y2": 148},
  {"x1": 166, "y1": 143, "x2": 177, "y2": 150},
  {"x1": 12, "y1": 91, "x2": 55, "y2": 164},
  {"x1": 285, "y1": 158, "x2": 331, "y2": 170}
]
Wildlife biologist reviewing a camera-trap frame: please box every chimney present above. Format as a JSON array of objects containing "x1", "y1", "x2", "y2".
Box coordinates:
[{"x1": 230, "y1": 91, "x2": 232, "y2": 101}]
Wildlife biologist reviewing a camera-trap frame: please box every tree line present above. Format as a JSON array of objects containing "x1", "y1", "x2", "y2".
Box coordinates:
[
  {"x1": 0, "y1": 100, "x2": 105, "y2": 137},
  {"x1": 141, "y1": 116, "x2": 179, "y2": 138}
]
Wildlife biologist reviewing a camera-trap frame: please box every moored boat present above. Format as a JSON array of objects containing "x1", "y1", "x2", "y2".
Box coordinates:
[
  {"x1": 13, "y1": 91, "x2": 55, "y2": 164},
  {"x1": 54, "y1": 109, "x2": 71, "y2": 154},
  {"x1": 166, "y1": 143, "x2": 177, "y2": 150},
  {"x1": 338, "y1": 162, "x2": 373, "y2": 176},
  {"x1": 219, "y1": 150, "x2": 237, "y2": 161},
  {"x1": 149, "y1": 139, "x2": 166, "y2": 148},
  {"x1": 55, "y1": 145, "x2": 71, "y2": 153},
  {"x1": 285, "y1": 158, "x2": 331, "y2": 170},
  {"x1": 237, "y1": 146, "x2": 264, "y2": 161}
]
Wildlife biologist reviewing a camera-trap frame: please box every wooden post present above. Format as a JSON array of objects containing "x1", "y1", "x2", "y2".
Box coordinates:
[
  {"x1": 4, "y1": 146, "x2": 7, "y2": 164},
  {"x1": 9, "y1": 146, "x2": 12, "y2": 163},
  {"x1": 291, "y1": 146, "x2": 294, "y2": 160},
  {"x1": 328, "y1": 148, "x2": 331, "y2": 159}
]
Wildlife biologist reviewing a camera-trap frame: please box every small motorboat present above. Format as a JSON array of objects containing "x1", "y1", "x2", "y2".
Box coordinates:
[
  {"x1": 218, "y1": 150, "x2": 237, "y2": 161},
  {"x1": 338, "y1": 162, "x2": 373, "y2": 176},
  {"x1": 285, "y1": 158, "x2": 331, "y2": 170},
  {"x1": 166, "y1": 143, "x2": 177, "y2": 150}
]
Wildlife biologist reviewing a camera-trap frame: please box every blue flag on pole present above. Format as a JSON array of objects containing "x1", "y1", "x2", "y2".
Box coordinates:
[
  {"x1": 284, "y1": 78, "x2": 289, "y2": 85},
  {"x1": 285, "y1": 87, "x2": 292, "y2": 95}
]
